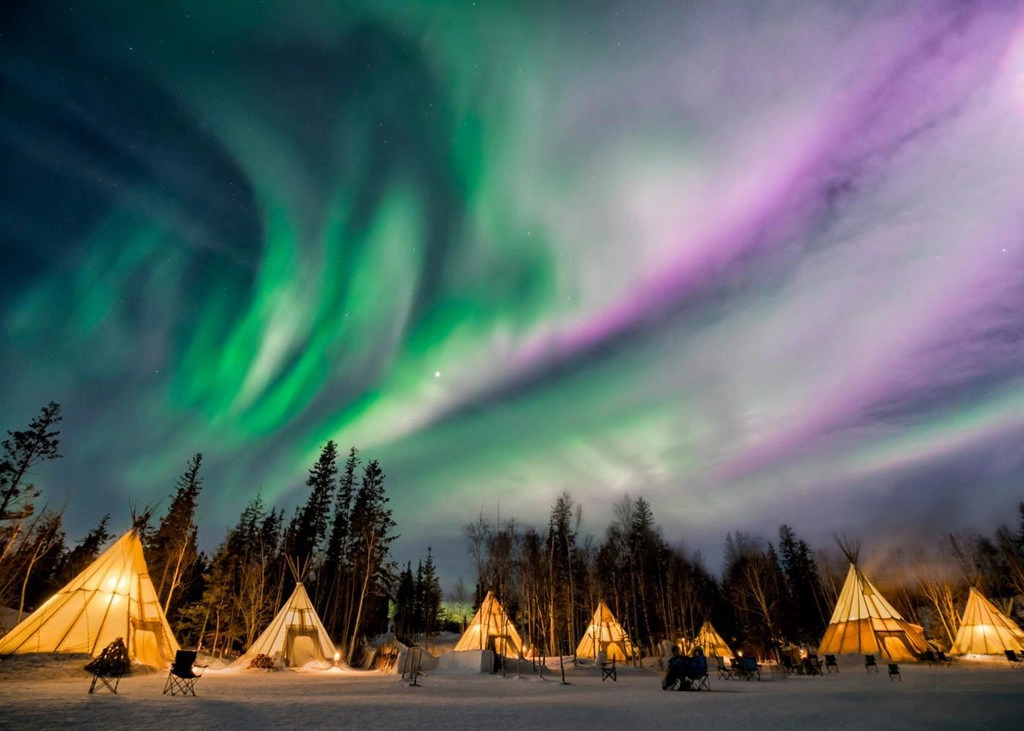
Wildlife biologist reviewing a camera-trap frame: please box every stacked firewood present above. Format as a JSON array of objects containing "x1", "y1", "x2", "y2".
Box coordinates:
[
  {"x1": 247, "y1": 654, "x2": 277, "y2": 670},
  {"x1": 85, "y1": 638, "x2": 131, "y2": 675}
]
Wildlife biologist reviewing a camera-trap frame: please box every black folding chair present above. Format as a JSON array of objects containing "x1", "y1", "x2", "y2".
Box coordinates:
[
  {"x1": 716, "y1": 656, "x2": 734, "y2": 680},
  {"x1": 163, "y1": 650, "x2": 207, "y2": 696},
  {"x1": 735, "y1": 656, "x2": 760, "y2": 681},
  {"x1": 687, "y1": 671, "x2": 711, "y2": 691},
  {"x1": 601, "y1": 658, "x2": 617, "y2": 682},
  {"x1": 935, "y1": 651, "x2": 953, "y2": 666},
  {"x1": 865, "y1": 654, "x2": 878, "y2": 672},
  {"x1": 1005, "y1": 649, "x2": 1024, "y2": 669},
  {"x1": 888, "y1": 663, "x2": 901, "y2": 681},
  {"x1": 824, "y1": 654, "x2": 839, "y2": 673}
]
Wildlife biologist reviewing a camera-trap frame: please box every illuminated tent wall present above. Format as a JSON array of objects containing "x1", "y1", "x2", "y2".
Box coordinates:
[
  {"x1": 0, "y1": 529, "x2": 179, "y2": 667},
  {"x1": 817, "y1": 563, "x2": 930, "y2": 661},
  {"x1": 951, "y1": 587, "x2": 1024, "y2": 655},
  {"x1": 692, "y1": 620, "x2": 735, "y2": 659},
  {"x1": 453, "y1": 591, "x2": 523, "y2": 657},
  {"x1": 233, "y1": 582, "x2": 336, "y2": 668},
  {"x1": 575, "y1": 600, "x2": 637, "y2": 661}
]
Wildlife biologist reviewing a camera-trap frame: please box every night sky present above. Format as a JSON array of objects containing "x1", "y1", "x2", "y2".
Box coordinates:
[{"x1": 4, "y1": 1, "x2": 1024, "y2": 573}]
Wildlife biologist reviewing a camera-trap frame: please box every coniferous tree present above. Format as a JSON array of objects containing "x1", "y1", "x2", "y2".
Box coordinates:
[
  {"x1": 147, "y1": 453, "x2": 204, "y2": 618},
  {"x1": 323, "y1": 446, "x2": 359, "y2": 636},
  {"x1": 55, "y1": 514, "x2": 111, "y2": 586},
  {"x1": 0, "y1": 402, "x2": 62, "y2": 566},
  {"x1": 394, "y1": 562, "x2": 416, "y2": 637},
  {"x1": 517, "y1": 526, "x2": 548, "y2": 654},
  {"x1": 777, "y1": 524, "x2": 827, "y2": 644},
  {"x1": 547, "y1": 493, "x2": 578, "y2": 656},
  {"x1": 179, "y1": 494, "x2": 283, "y2": 656},
  {"x1": 417, "y1": 546, "x2": 443, "y2": 644},
  {"x1": 285, "y1": 441, "x2": 338, "y2": 595},
  {"x1": 627, "y1": 497, "x2": 670, "y2": 651},
  {"x1": 346, "y1": 459, "x2": 397, "y2": 662}
]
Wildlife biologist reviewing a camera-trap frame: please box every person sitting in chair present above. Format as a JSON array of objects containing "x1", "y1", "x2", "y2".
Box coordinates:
[
  {"x1": 663, "y1": 646, "x2": 687, "y2": 690},
  {"x1": 685, "y1": 647, "x2": 708, "y2": 682}
]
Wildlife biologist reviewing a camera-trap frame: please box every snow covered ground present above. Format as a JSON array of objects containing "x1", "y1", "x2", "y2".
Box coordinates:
[{"x1": 1, "y1": 655, "x2": 1022, "y2": 730}]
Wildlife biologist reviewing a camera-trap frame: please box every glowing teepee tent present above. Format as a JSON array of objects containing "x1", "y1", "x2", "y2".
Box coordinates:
[
  {"x1": 951, "y1": 587, "x2": 1024, "y2": 655},
  {"x1": 575, "y1": 600, "x2": 637, "y2": 661},
  {"x1": 0, "y1": 529, "x2": 179, "y2": 667},
  {"x1": 817, "y1": 563, "x2": 930, "y2": 661},
  {"x1": 453, "y1": 591, "x2": 522, "y2": 657},
  {"x1": 233, "y1": 580, "x2": 336, "y2": 668},
  {"x1": 692, "y1": 620, "x2": 735, "y2": 659}
]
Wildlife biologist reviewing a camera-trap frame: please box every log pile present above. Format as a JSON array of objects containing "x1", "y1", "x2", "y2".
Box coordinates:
[
  {"x1": 247, "y1": 653, "x2": 277, "y2": 670},
  {"x1": 85, "y1": 637, "x2": 131, "y2": 676}
]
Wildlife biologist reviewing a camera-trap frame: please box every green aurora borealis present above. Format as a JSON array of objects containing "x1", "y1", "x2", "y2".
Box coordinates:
[{"x1": 5, "y1": 1, "x2": 1024, "y2": 563}]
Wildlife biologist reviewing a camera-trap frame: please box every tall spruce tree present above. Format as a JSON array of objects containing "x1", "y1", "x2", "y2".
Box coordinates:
[
  {"x1": 777, "y1": 524, "x2": 826, "y2": 643},
  {"x1": 346, "y1": 459, "x2": 397, "y2": 662},
  {"x1": 322, "y1": 446, "x2": 359, "y2": 635},
  {"x1": 394, "y1": 562, "x2": 416, "y2": 637},
  {"x1": 418, "y1": 546, "x2": 443, "y2": 643},
  {"x1": 285, "y1": 441, "x2": 338, "y2": 589},
  {"x1": 547, "y1": 493, "x2": 579, "y2": 655},
  {"x1": 148, "y1": 453, "x2": 204, "y2": 617}
]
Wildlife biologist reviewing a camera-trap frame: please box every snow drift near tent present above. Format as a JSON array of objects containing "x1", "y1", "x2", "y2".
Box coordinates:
[
  {"x1": 575, "y1": 600, "x2": 637, "y2": 662},
  {"x1": 0, "y1": 529, "x2": 179, "y2": 668},
  {"x1": 453, "y1": 591, "x2": 522, "y2": 657},
  {"x1": 951, "y1": 587, "x2": 1024, "y2": 656},
  {"x1": 232, "y1": 582, "x2": 336, "y2": 669},
  {"x1": 817, "y1": 563, "x2": 930, "y2": 661},
  {"x1": 691, "y1": 621, "x2": 734, "y2": 660}
]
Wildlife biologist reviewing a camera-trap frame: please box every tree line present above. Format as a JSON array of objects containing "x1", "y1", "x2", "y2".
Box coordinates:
[
  {"x1": 2, "y1": 401, "x2": 1023, "y2": 661},
  {"x1": 461, "y1": 493, "x2": 1024, "y2": 659},
  {"x1": 0, "y1": 403, "x2": 405, "y2": 662}
]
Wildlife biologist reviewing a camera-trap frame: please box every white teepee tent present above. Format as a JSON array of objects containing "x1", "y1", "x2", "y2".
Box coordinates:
[
  {"x1": 233, "y1": 581, "x2": 336, "y2": 668},
  {"x1": 951, "y1": 587, "x2": 1024, "y2": 655},
  {"x1": 817, "y1": 563, "x2": 930, "y2": 661},
  {"x1": 575, "y1": 600, "x2": 637, "y2": 661},
  {"x1": 692, "y1": 620, "x2": 734, "y2": 660},
  {"x1": 453, "y1": 591, "x2": 522, "y2": 657},
  {"x1": 0, "y1": 529, "x2": 179, "y2": 667}
]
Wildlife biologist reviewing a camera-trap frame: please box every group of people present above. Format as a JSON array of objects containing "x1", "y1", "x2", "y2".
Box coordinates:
[{"x1": 662, "y1": 645, "x2": 708, "y2": 690}]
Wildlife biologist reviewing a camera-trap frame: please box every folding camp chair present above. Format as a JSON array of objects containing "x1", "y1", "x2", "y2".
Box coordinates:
[
  {"x1": 824, "y1": 654, "x2": 839, "y2": 673},
  {"x1": 865, "y1": 654, "x2": 878, "y2": 672},
  {"x1": 888, "y1": 663, "x2": 901, "y2": 681},
  {"x1": 1005, "y1": 650, "x2": 1024, "y2": 669},
  {"x1": 687, "y1": 671, "x2": 711, "y2": 691},
  {"x1": 716, "y1": 656, "x2": 734, "y2": 680},
  {"x1": 921, "y1": 649, "x2": 937, "y2": 665},
  {"x1": 935, "y1": 651, "x2": 953, "y2": 666},
  {"x1": 601, "y1": 658, "x2": 617, "y2": 682},
  {"x1": 735, "y1": 656, "x2": 760, "y2": 681},
  {"x1": 163, "y1": 650, "x2": 206, "y2": 696}
]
